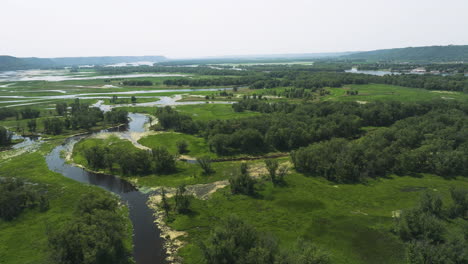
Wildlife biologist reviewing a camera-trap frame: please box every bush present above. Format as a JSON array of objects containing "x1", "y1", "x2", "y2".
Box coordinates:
[
  {"x1": 176, "y1": 140, "x2": 189, "y2": 154},
  {"x1": 201, "y1": 215, "x2": 330, "y2": 264},
  {"x1": 229, "y1": 164, "x2": 256, "y2": 195},
  {"x1": 0, "y1": 178, "x2": 49, "y2": 221},
  {"x1": 197, "y1": 156, "x2": 213, "y2": 175}
]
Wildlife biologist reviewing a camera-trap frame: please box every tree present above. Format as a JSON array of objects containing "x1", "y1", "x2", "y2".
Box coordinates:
[
  {"x1": 197, "y1": 156, "x2": 214, "y2": 175},
  {"x1": 174, "y1": 185, "x2": 191, "y2": 214},
  {"x1": 27, "y1": 119, "x2": 37, "y2": 133},
  {"x1": 55, "y1": 102, "x2": 67, "y2": 116},
  {"x1": 131, "y1": 96, "x2": 137, "y2": 103},
  {"x1": 197, "y1": 156, "x2": 213, "y2": 175},
  {"x1": 43, "y1": 118, "x2": 64, "y2": 135},
  {"x1": 448, "y1": 187, "x2": 468, "y2": 219},
  {"x1": 20, "y1": 107, "x2": 40, "y2": 119},
  {"x1": 160, "y1": 188, "x2": 171, "y2": 218},
  {"x1": 230, "y1": 163, "x2": 256, "y2": 195},
  {"x1": 277, "y1": 164, "x2": 289, "y2": 183},
  {"x1": 152, "y1": 146, "x2": 177, "y2": 174},
  {"x1": 83, "y1": 145, "x2": 106, "y2": 170},
  {"x1": 201, "y1": 215, "x2": 273, "y2": 264},
  {"x1": 265, "y1": 159, "x2": 279, "y2": 185},
  {"x1": 176, "y1": 140, "x2": 189, "y2": 154},
  {"x1": 0, "y1": 178, "x2": 49, "y2": 221},
  {"x1": 0, "y1": 126, "x2": 12, "y2": 146}
]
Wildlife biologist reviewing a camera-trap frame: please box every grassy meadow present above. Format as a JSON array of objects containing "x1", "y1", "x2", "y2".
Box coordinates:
[
  {"x1": 325, "y1": 83, "x2": 468, "y2": 102},
  {"x1": 168, "y1": 171, "x2": 468, "y2": 264}
]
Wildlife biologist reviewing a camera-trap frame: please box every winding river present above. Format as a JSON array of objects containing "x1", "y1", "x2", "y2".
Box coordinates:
[{"x1": 45, "y1": 114, "x2": 167, "y2": 264}]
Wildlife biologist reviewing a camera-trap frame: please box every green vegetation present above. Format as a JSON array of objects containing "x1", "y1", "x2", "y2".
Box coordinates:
[
  {"x1": 395, "y1": 190, "x2": 468, "y2": 263},
  {"x1": 48, "y1": 192, "x2": 133, "y2": 264},
  {"x1": 73, "y1": 136, "x2": 177, "y2": 176},
  {"x1": 2, "y1": 58, "x2": 468, "y2": 264},
  {"x1": 0, "y1": 145, "x2": 133, "y2": 264},
  {"x1": 138, "y1": 132, "x2": 213, "y2": 158},
  {"x1": 165, "y1": 171, "x2": 468, "y2": 264},
  {"x1": 0, "y1": 126, "x2": 13, "y2": 147},
  {"x1": 175, "y1": 104, "x2": 260, "y2": 121},
  {"x1": 326, "y1": 84, "x2": 468, "y2": 102},
  {"x1": 0, "y1": 178, "x2": 49, "y2": 221},
  {"x1": 200, "y1": 215, "x2": 331, "y2": 264}
]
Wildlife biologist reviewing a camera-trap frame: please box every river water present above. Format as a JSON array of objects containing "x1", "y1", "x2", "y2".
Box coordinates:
[
  {"x1": 44, "y1": 113, "x2": 167, "y2": 264},
  {"x1": 0, "y1": 70, "x2": 186, "y2": 82}
]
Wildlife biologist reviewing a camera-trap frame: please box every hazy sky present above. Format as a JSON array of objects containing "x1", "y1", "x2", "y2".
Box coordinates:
[{"x1": 1, "y1": 0, "x2": 467, "y2": 58}]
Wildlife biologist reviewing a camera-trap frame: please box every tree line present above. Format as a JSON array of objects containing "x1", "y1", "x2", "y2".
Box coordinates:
[
  {"x1": 122, "y1": 80, "x2": 153, "y2": 86},
  {"x1": 82, "y1": 143, "x2": 177, "y2": 176},
  {"x1": 0, "y1": 107, "x2": 40, "y2": 121},
  {"x1": 43, "y1": 99, "x2": 129, "y2": 135}
]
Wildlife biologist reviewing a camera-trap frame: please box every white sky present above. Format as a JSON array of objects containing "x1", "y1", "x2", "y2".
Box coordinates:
[{"x1": 1, "y1": 0, "x2": 467, "y2": 58}]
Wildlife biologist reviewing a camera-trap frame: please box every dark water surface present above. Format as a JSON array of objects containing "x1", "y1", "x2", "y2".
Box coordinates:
[{"x1": 45, "y1": 113, "x2": 166, "y2": 264}]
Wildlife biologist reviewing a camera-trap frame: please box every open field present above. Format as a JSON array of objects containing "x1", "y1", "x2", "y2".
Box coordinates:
[
  {"x1": 138, "y1": 132, "x2": 213, "y2": 157},
  {"x1": 174, "y1": 104, "x2": 261, "y2": 121},
  {"x1": 325, "y1": 83, "x2": 468, "y2": 102}
]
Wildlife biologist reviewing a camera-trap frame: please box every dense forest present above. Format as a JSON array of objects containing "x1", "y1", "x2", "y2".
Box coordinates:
[{"x1": 153, "y1": 99, "x2": 468, "y2": 183}]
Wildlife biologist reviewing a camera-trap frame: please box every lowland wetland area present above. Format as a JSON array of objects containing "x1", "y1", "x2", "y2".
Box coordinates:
[{"x1": 1, "y1": 58, "x2": 468, "y2": 264}]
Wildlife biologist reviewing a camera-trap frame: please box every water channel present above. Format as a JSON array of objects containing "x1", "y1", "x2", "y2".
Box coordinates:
[{"x1": 44, "y1": 113, "x2": 167, "y2": 264}]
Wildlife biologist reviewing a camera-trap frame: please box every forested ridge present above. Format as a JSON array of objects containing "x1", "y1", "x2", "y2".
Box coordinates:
[{"x1": 342, "y1": 45, "x2": 468, "y2": 62}]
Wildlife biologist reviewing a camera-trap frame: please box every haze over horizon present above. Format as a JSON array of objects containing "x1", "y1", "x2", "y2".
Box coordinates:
[{"x1": 1, "y1": 0, "x2": 467, "y2": 59}]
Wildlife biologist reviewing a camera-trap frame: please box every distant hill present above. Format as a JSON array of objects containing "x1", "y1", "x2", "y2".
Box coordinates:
[
  {"x1": 161, "y1": 52, "x2": 359, "y2": 65},
  {"x1": 341, "y1": 45, "x2": 468, "y2": 62},
  {"x1": 0, "y1": 56, "x2": 55, "y2": 71},
  {"x1": 49, "y1": 56, "x2": 167, "y2": 66},
  {"x1": 0, "y1": 55, "x2": 167, "y2": 71}
]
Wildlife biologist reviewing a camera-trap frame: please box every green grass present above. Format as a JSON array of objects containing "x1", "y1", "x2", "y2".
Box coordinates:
[
  {"x1": 325, "y1": 83, "x2": 468, "y2": 102},
  {"x1": 131, "y1": 160, "x2": 242, "y2": 188},
  {"x1": 168, "y1": 171, "x2": 468, "y2": 264},
  {"x1": 0, "y1": 143, "x2": 133, "y2": 264},
  {"x1": 175, "y1": 104, "x2": 261, "y2": 121},
  {"x1": 138, "y1": 132, "x2": 213, "y2": 157}
]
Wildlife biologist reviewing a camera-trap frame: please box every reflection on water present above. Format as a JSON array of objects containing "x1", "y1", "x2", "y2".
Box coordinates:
[{"x1": 345, "y1": 69, "x2": 400, "y2": 76}]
